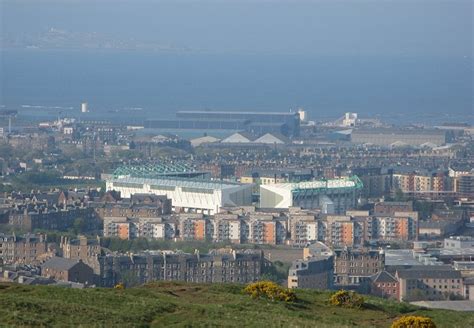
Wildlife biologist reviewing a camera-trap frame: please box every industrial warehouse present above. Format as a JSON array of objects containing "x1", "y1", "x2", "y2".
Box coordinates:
[
  {"x1": 259, "y1": 176, "x2": 363, "y2": 214},
  {"x1": 144, "y1": 110, "x2": 302, "y2": 137},
  {"x1": 106, "y1": 164, "x2": 253, "y2": 214}
]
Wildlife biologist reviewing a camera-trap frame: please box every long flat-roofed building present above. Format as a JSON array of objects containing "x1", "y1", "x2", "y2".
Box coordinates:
[
  {"x1": 259, "y1": 176, "x2": 363, "y2": 214},
  {"x1": 106, "y1": 165, "x2": 252, "y2": 215},
  {"x1": 145, "y1": 110, "x2": 301, "y2": 137},
  {"x1": 351, "y1": 128, "x2": 446, "y2": 146}
]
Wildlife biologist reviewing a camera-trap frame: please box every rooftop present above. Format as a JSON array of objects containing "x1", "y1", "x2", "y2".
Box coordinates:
[
  {"x1": 41, "y1": 257, "x2": 83, "y2": 271},
  {"x1": 110, "y1": 175, "x2": 244, "y2": 190},
  {"x1": 385, "y1": 250, "x2": 426, "y2": 266},
  {"x1": 371, "y1": 271, "x2": 398, "y2": 283},
  {"x1": 352, "y1": 128, "x2": 446, "y2": 135},
  {"x1": 265, "y1": 176, "x2": 363, "y2": 192},
  {"x1": 396, "y1": 267, "x2": 461, "y2": 279},
  {"x1": 113, "y1": 163, "x2": 196, "y2": 178},
  {"x1": 177, "y1": 110, "x2": 298, "y2": 116}
]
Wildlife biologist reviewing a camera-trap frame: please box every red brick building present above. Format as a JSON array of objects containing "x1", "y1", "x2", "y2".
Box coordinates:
[{"x1": 370, "y1": 270, "x2": 399, "y2": 300}]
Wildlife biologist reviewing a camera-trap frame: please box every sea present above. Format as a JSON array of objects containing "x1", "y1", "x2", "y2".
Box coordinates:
[{"x1": 1, "y1": 49, "x2": 472, "y2": 127}]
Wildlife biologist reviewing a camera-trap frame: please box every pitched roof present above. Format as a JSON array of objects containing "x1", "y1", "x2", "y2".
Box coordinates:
[
  {"x1": 220, "y1": 132, "x2": 255, "y2": 143},
  {"x1": 396, "y1": 267, "x2": 461, "y2": 280},
  {"x1": 41, "y1": 257, "x2": 82, "y2": 271},
  {"x1": 190, "y1": 135, "x2": 220, "y2": 147},
  {"x1": 253, "y1": 133, "x2": 289, "y2": 144},
  {"x1": 371, "y1": 270, "x2": 398, "y2": 283}
]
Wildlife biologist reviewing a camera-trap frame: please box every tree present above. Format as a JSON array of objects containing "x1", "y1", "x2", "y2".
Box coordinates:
[
  {"x1": 394, "y1": 189, "x2": 406, "y2": 202},
  {"x1": 72, "y1": 217, "x2": 86, "y2": 234}
]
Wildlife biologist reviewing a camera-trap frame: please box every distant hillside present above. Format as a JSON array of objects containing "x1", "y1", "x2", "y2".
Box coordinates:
[{"x1": 0, "y1": 282, "x2": 472, "y2": 327}]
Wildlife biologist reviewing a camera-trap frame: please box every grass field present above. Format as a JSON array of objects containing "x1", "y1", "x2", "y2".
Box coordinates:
[{"x1": 0, "y1": 282, "x2": 473, "y2": 327}]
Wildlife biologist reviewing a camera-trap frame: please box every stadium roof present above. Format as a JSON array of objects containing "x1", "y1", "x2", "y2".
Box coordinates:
[
  {"x1": 267, "y1": 176, "x2": 363, "y2": 192},
  {"x1": 110, "y1": 176, "x2": 244, "y2": 190},
  {"x1": 113, "y1": 163, "x2": 196, "y2": 178}
]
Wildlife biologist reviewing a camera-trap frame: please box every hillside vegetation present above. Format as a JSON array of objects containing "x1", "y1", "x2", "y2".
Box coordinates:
[{"x1": 0, "y1": 282, "x2": 473, "y2": 327}]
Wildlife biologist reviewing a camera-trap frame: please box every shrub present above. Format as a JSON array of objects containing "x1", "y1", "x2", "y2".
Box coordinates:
[
  {"x1": 391, "y1": 316, "x2": 436, "y2": 328},
  {"x1": 114, "y1": 283, "x2": 125, "y2": 290},
  {"x1": 243, "y1": 281, "x2": 296, "y2": 302},
  {"x1": 329, "y1": 290, "x2": 364, "y2": 309}
]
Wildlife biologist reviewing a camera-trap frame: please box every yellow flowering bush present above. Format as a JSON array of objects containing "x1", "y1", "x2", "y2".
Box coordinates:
[
  {"x1": 243, "y1": 281, "x2": 296, "y2": 302},
  {"x1": 114, "y1": 283, "x2": 125, "y2": 289},
  {"x1": 391, "y1": 316, "x2": 436, "y2": 328},
  {"x1": 329, "y1": 290, "x2": 364, "y2": 308}
]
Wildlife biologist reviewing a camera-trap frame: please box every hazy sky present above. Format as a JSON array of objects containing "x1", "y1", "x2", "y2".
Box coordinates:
[{"x1": 1, "y1": 0, "x2": 472, "y2": 56}]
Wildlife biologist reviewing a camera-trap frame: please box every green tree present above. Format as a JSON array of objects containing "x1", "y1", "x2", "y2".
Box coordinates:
[
  {"x1": 394, "y1": 189, "x2": 407, "y2": 202},
  {"x1": 72, "y1": 217, "x2": 86, "y2": 234}
]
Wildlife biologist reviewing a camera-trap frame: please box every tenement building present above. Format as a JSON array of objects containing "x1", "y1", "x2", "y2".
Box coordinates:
[
  {"x1": 288, "y1": 242, "x2": 334, "y2": 289},
  {"x1": 89, "y1": 193, "x2": 172, "y2": 219},
  {"x1": 0, "y1": 233, "x2": 49, "y2": 265},
  {"x1": 8, "y1": 204, "x2": 99, "y2": 232},
  {"x1": 333, "y1": 248, "x2": 385, "y2": 287},
  {"x1": 98, "y1": 249, "x2": 266, "y2": 287},
  {"x1": 60, "y1": 235, "x2": 102, "y2": 274}
]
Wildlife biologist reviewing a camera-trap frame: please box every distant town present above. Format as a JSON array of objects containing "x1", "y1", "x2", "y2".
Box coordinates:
[{"x1": 0, "y1": 106, "x2": 473, "y2": 308}]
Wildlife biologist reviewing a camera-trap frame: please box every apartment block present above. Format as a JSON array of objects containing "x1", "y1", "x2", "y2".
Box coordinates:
[
  {"x1": 288, "y1": 214, "x2": 318, "y2": 246},
  {"x1": 212, "y1": 214, "x2": 242, "y2": 244},
  {"x1": 320, "y1": 212, "x2": 418, "y2": 246},
  {"x1": 391, "y1": 171, "x2": 449, "y2": 195},
  {"x1": 104, "y1": 217, "x2": 177, "y2": 240},
  {"x1": 323, "y1": 215, "x2": 355, "y2": 247},
  {"x1": 377, "y1": 214, "x2": 418, "y2": 241},
  {"x1": 249, "y1": 217, "x2": 277, "y2": 245},
  {"x1": 179, "y1": 214, "x2": 208, "y2": 241}
]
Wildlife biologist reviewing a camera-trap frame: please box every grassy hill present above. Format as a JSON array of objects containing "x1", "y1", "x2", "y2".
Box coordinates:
[{"x1": 0, "y1": 282, "x2": 473, "y2": 327}]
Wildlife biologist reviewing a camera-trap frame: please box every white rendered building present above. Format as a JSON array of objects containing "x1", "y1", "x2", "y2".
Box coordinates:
[
  {"x1": 107, "y1": 176, "x2": 252, "y2": 215},
  {"x1": 260, "y1": 177, "x2": 362, "y2": 214}
]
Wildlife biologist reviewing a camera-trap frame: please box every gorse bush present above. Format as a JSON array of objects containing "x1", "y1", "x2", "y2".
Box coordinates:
[
  {"x1": 114, "y1": 283, "x2": 125, "y2": 290},
  {"x1": 329, "y1": 290, "x2": 364, "y2": 308},
  {"x1": 391, "y1": 316, "x2": 436, "y2": 328},
  {"x1": 243, "y1": 281, "x2": 296, "y2": 302}
]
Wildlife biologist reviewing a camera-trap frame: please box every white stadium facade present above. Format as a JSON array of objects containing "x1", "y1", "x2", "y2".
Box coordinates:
[
  {"x1": 106, "y1": 165, "x2": 252, "y2": 215},
  {"x1": 259, "y1": 176, "x2": 363, "y2": 214}
]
